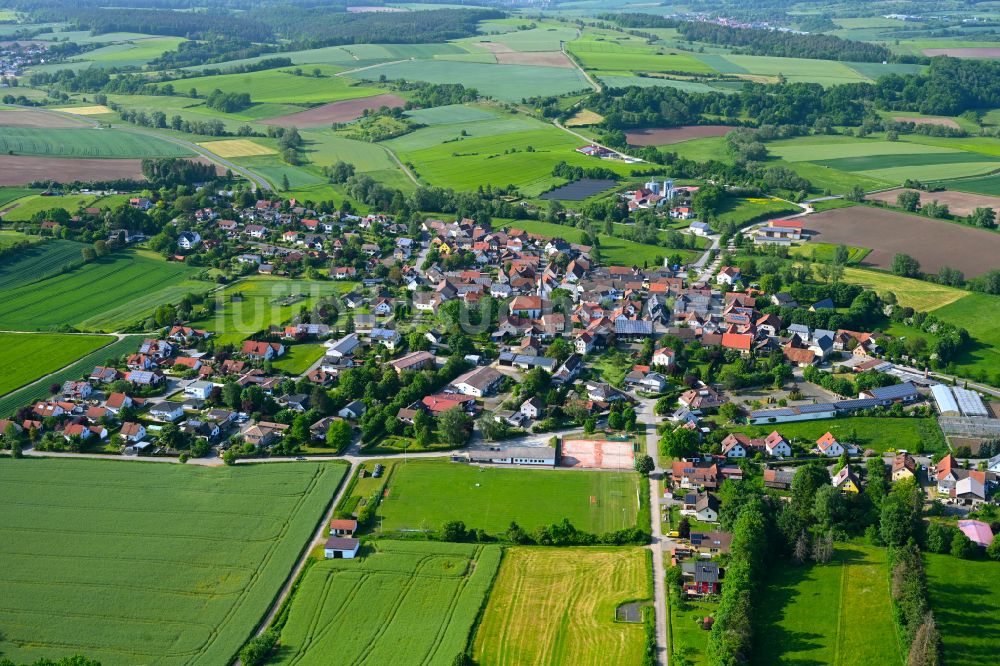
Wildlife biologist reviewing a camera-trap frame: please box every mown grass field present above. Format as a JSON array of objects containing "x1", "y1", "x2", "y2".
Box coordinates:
[
  {"x1": 0, "y1": 188, "x2": 38, "y2": 208},
  {"x1": 932, "y1": 293, "x2": 1000, "y2": 383},
  {"x1": 730, "y1": 416, "x2": 946, "y2": 454},
  {"x1": 2, "y1": 193, "x2": 120, "y2": 221},
  {"x1": 187, "y1": 277, "x2": 357, "y2": 345},
  {"x1": 0, "y1": 333, "x2": 112, "y2": 397},
  {"x1": 0, "y1": 127, "x2": 192, "y2": 158},
  {"x1": 0, "y1": 458, "x2": 347, "y2": 665},
  {"x1": 671, "y1": 598, "x2": 716, "y2": 666},
  {"x1": 353, "y1": 60, "x2": 593, "y2": 102},
  {"x1": 274, "y1": 541, "x2": 501, "y2": 665},
  {"x1": 157, "y1": 65, "x2": 384, "y2": 104},
  {"x1": 69, "y1": 36, "x2": 186, "y2": 68},
  {"x1": 0, "y1": 336, "x2": 142, "y2": 417},
  {"x1": 0, "y1": 247, "x2": 200, "y2": 331},
  {"x1": 377, "y1": 459, "x2": 641, "y2": 535},
  {"x1": 925, "y1": 553, "x2": 1000, "y2": 666},
  {"x1": 790, "y1": 242, "x2": 870, "y2": 264},
  {"x1": 839, "y1": 267, "x2": 969, "y2": 312},
  {"x1": 716, "y1": 196, "x2": 799, "y2": 227},
  {"x1": 500, "y1": 217, "x2": 700, "y2": 266},
  {"x1": 272, "y1": 343, "x2": 326, "y2": 375},
  {"x1": 568, "y1": 40, "x2": 714, "y2": 74},
  {"x1": 474, "y1": 547, "x2": 650, "y2": 666},
  {"x1": 0, "y1": 229, "x2": 42, "y2": 248},
  {"x1": 391, "y1": 125, "x2": 635, "y2": 196},
  {"x1": 753, "y1": 544, "x2": 903, "y2": 665}
]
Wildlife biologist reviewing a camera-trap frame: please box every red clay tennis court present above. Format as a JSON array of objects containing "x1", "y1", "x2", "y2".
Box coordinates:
[{"x1": 561, "y1": 439, "x2": 635, "y2": 469}]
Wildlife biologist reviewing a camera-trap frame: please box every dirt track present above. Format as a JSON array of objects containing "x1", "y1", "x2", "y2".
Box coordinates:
[{"x1": 802, "y1": 206, "x2": 1000, "y2": 277}]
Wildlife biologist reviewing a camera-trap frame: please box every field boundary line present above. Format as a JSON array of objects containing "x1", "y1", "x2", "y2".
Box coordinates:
[
  {"x1": 561, "y1": 32, "x2": 601, "y2": 92},
  {"x1": 378, "y1": 143, "x2": 419, "y2": 186},
  {"x1": 335, "y1": 58, "x2": 413, "y2": 77}
]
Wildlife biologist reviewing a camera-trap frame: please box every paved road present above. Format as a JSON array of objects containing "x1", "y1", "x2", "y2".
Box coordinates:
[
  {"x1": 638, "y1": 397, "x2": 669, "y2": 666},
  {"x1": 561, "y1": 37, "x2": 601, "y2": 92}
]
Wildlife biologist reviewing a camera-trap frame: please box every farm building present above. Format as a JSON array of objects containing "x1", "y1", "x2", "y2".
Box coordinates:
[
  {"x1": 323, "y1": 536, "x2": 360, "y2": 559},
  {"x1": 931, "y1": 384, "x2": 987, "y2": 417},
  {"x1": 329, "y1": 519, "x2": 358, "y2": 536}
]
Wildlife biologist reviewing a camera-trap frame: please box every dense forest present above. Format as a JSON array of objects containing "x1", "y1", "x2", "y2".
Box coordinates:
[
  {"x1": 599, "y1": 13, "x2": 899, "y2": 63},
  {"x1": 585, "y1": 57, "x2": 1000, "y2": 128}
]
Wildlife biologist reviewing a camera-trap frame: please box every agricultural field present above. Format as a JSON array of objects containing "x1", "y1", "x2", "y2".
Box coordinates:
[
  {"x1": 1, "y1": 193, "x2": 127, "y2": 222},
  {"x1": 625, "y1": 125, "x2": 735, "y2": 146},
  {"x1": 182, "y1": 42, "x2": 467, "y2": 72},
  {"x1": 0, "y1": 335, "x2": 144, "y2": 417},
  {"x1": 789, "y1": 242, "x2": 870, "y2": 265},
  {"x1": 272, "y1": 344, "x2": 326, "y2": 375},
  {"x1": 925, "y1": 553, "x2": 1000, "y2": 666},
  {"x1": 866, "y1": 187, "x2": 1000, "y2": 218},
  {"x1": 464, "y1": 23, "x2": 578, "y2": 52},
  {"x1": 473, "y1": 547, "x2": 650, "y2": 666},
  {"x1": 187, "y1": 277, "x2": 357, "y2": 345},
  {"x1": 68, "y1": 36, "x2": 186, "y2": 68},
  {"x1": 500, "y1": 218, "x2": 700, "y2": 266},
  {"x1": 198, "y1": 139, "x2": 276, "y2": 158},
  {"x1": 0, "y1": 333, "x2": 112, "y2": 397},
  {"x1": 0, "y1": 246, "x2": 201, "y2": 331},
  {"x1": 0, "y1": 458, "x2": 347, "y2": 665},
  {"x1": 0, "y1": 155, "x2": 148, "y2": 186},
  {"x1": 753, "y1": 544, "x2": 903, "y2": 665},
  {"x1": 938, "y1": 174, "x2": 1000, "y2": 196},
  {"x1": 273, "y1": 541, "x2": 501, "y2": 665},
  {"x1": 0, "y1": 229, "x2": 40, "y2": 247},
  {"x1": 567, "y1": 39, "x2": 714, "y2": 75},
  {"x1": 0, "y1": 189, "x2": 37, "y2": 209},
  {"x1": 375, "y1": 459, "x2": 641, "y2": 535},
  {"x1": 771, "y1": 134, "x2": 1000, "y2": 184},
  {"x1": 50, "y1": 105, "x2": 114, "y2": 116},
  {"x1": 729, "y1": 416, "x2": 946, "y2": 454},
  {"x1": 802, "y1": 207, "x2": 1000, "y2": 277},
  {"x1": 353, "y1": 60, "x2": 593, "y2": 102},
  {"x1": 707, "y1": 54, "x2": 877, "y2": 86},
  {"x1": 0, "y1": 127, "x2": 192, "y2": 158},
  {"x1": 261, "y1": 93, "x2": 406, "y2": 127},
  {"x1": 597, "y1": 75, "x2": 723, "y2": 93},
  {"x1": 156, "y1": 65, "x2": 385, "y2": 104},
  {"x1": 0, "y1": 108, "x2": 90, "y2": 127}
]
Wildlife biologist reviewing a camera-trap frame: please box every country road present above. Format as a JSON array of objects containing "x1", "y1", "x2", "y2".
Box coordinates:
[{"x1": 639, "y1": 397, "x2": 670, "y2": 666}]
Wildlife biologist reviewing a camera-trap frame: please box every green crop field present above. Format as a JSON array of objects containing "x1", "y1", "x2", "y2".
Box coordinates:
[
  {"x1": 273, "y1": 541, "x2": 501, "y2": 665},
  {"x1": 1, "y1": 194, "x2": 103, "y2": 221},
  {"x1": 717, "y1": 54, "x2": 871, "y2": 85},
  {"x1": 353, "y1": 60, "x2": 593, "y2": 102},
  {"x1": 385, "y1": 112, "x2": 543, "y2": 153},
  {"x1": 0, "y1": 229, "x2": 42, "y2": 248},
  {"x1": 839, "y1": 267, "x2": 969, "y2": 312},
  {"x1": 272, "y1": 343, "x2": 326, "y2": 375},
  {"x1": 568, "y1": 39, "x2": 714, "y2": 74},
  {"x1": 0, "y1": 333, "x2": 112, "y2": 397},
  {"x1": 0, "y1": 127, "x2": 192, "y2": 158},
  {"x1": 0, "y1": 188, "x2": 37, "y2": 209},
  {"x1": 465, "y1": 24, "x2": 579, "y2": 51},
  {"x1": 474, "y1": 547, "x2": 650, "y2": 666},
  {"x1": 753, "y1": 544, "x2": 903, "y2": 665},
  {"x1": 0, "y1": 246, "x2": 200, "y2": 331},
  {"x1": 936, "y1": 174, "x2": 1000, "y2": 196},
  {"x1": 0, "y1": 336, "x2": 143, "y2": 417},
  {"x1": 597, "y1": 75, "x2": 722, "y2": 93},
  {"x1": 729, "y1": 416, "x2": 946, "y2": 454},
  {"x1": 790, "y1": 242, "x2": 870, "y2": 265},
  {"x1": 500, "y1": 218, "x2": 699, "y2": 266},
  {"x1": 375, "y1": 459, "x2": 641, "y2": 535},
  {"x1": 0, "y1": 458, "x2": 347, "y2": 665},
  {"x1": 70, "y1": 36, "x2": 186, "y2": 68},
  {"x1": 390, "y1": 126, "x2": 634, "y2": 196},
  {"x1": 771, "y1": 137, "x2": 959, "y2": 163},
  {"x1": 187, "y1": 277, "x2": 357, "y2": 345},
  {"x1": 183, "y1": 42, "x2": 465, "y2": 72},
  {"x1": 157, "y1": 65, "x2": 383, "y2": 104},
  {"x1": 925, "y1": 553, "x2": 1000, "y2": 666}
]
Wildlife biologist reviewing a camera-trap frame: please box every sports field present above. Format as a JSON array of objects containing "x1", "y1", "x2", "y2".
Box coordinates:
[
  {"x1": 0, "y1": 333, "x2": 112, "y2": 397},
  {"x1": 157, "y1": 65, "x2": 384, "y2": 104},
  {"x1": 274, "y1": 541, "x2": 501, "y2": 665},
  {"x1": 0, "y1": 127, "x2": 192, "y2": 158},
  {"x1": 730, "y1": 416, "x2": 946, "y2": 454},
  {"x1": 474, "y1": 547, "x2": 650, "y2": 666},
  {"x1": 187, "y1": 277, "x2": 357, "y2": 345},
  {"x1": 0, "y1": 335, "x2": 142, "y2": 417},
  {"x1": 376, "y1": 459, "x2": 640, "y2": 535},
  {"x1": 753, "y1": 544, "x2": 903, "y2": 665},
  {"x1": 0, "y1": 458, "x2": 348, "y2": 665},
  {"x1": 353, "y1": 60, "x2": 593, "y2": 102},
  {"x1": 925, "y1": 553, "x2": 1000, "y2": 666},
  {"x1": 0, "y1": 246, "x2": 201, "y2": 331}
]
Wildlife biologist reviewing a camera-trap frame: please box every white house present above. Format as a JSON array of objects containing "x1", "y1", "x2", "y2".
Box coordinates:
[
  {"x1": 721, "y1": 433, "x2": 749, "y2": 458},
  {"x1": 451, "y1": 366, "x2": 503, "y2": 398},
  {"x1": 815, "y1": 432, "x2": 845, "y2": 457},
  {"x1": 177, "y1": 231, "x2": 201, "y2": 250},
  {"x1": 323, "y1": 536, "x2": 360, "y2": 559},
  {"x1": 520, "y1": 397, "x2": 543, "y2": 420},
  {"x1": 338, "y1": 400, "x2": 367, "y2": 420},
  {"x1": 716, "y1": 266, "x2": 741, "y2": 286},
  {"x1": 119, "y1": 422, "x2": 146, "y2": 442},
  {"x1": 184, "y1": 380, "x2": 215, "y2": 400},
  {"x1": 652, "y1": 346, "x2": 675, "y2": 368},
  {"x1": 149, "y1": 403, "x2": 184, "y2": 422},
  {"x1": 763, "y1": 431, "x2": 792, "y2": 457},
  {"x1": 325, "y1": 333, "x2": 360, "y2": 358}
]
